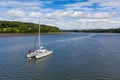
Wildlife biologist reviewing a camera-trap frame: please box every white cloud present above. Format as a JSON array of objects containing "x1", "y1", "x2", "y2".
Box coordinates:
[
  {"x1": 45, "y1": 10, "x2": 115, "y2": 19},
  {"x1": 42, "y1": 17, "x2": 120, "y2": 30},
  {"x1": 64, "y1": 19, "x2": 120, "y2": 29},
  {"x1": 3, "y1": 9, "x2": 43, "y2": 23},
  {"x1": 64, "y1": 1, "x2": 91, "y2": 10},
  {"x1": 71, "y1": 11, "x2": 84, "y2": 17},
  {"x1": 45, "y1": 10, "x2": 73, "y2": 19},
  {"x1": 29, "y1": 7, "x2": 41, "y2": 10},
  {"x1": 64, "y1": 0, "x2": 120, "y2": 12},
  {"x1": 29, "y1": 12, "x2": 42, "y2": 18},
  {"x1": 5, "y1": 9, "x2": 25, "y2": 18},
  {"x1": 0, "y1": 0, "x2": 43, "y2": 11},
  {"x1": 0, "y1": 0, "x2": 120, "y2": 29},
  {"x1": 41, "y1": 8, "x2": 54, "y2": 12},
  {"x1": 86, "y1": 12, "x2": 116, "y2": 19},
  {"x1": 97, "y1": 0, "x2": 120, "y2": 7}
]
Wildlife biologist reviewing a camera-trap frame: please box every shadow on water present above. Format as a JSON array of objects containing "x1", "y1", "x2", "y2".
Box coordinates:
[{"x1": 27, "y1": 54, "x2": 53, "y2": 64}]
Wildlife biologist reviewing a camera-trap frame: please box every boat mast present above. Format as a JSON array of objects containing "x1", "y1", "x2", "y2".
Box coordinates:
[{"x1": 38, "y1": 18, "x2": 40, "y2": 49}]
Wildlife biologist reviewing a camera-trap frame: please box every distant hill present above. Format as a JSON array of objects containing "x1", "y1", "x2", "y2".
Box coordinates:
[
  {"x1": 0, "y1": 21, "x2": 61, "y2": 33},
  {"x1": 63, "y1": 28, "x2": 120, "y2": 33}
]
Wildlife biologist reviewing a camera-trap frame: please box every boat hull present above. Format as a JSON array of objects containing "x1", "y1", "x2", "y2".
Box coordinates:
[
  {"x1": 35, "y1": 51, "x2": 52, "y2": 59},
  {"x1": 27, "y1": 50, "x2": 53, "y2": 59}
]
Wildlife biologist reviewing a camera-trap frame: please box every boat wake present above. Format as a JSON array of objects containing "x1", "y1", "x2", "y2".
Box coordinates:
[{"x1": 44, "y1": 33, "x2": 96, "y2": 44}]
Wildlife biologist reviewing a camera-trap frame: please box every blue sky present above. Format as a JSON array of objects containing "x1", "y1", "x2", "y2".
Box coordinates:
[{"x1": 0, "y1": 0, "x2": 120, "y2": 29}]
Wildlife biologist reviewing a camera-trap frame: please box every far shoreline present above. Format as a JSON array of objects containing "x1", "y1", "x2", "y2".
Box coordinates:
[
  {"x1": 0, "y1": 32, "x2": 120, "y2": 37},
  {"x1": 0, "y1": 32, "x2": 72, "y2": 37}
]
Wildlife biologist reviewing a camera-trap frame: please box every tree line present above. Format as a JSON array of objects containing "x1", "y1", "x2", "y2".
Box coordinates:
[
  {"x1": 0, "y1": 21, "x2": 61, "y2": 33},
  {"x1": 63, "y1": 28, "x2": 120, "y2": 33},
  {"x1": 1, "y1": 21, "x2": 120, "y2": 33}
]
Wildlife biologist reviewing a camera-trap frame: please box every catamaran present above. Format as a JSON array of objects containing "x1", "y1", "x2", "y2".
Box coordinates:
[{"x1": 27, "y1": 19, "x2": 53, "y2": 59}]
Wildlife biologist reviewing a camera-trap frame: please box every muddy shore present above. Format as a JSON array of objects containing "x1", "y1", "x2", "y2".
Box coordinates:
[
  {"x1": 0, "y1": 32, "x2": 71, "y2": 37},
  {"x1": 0, "y1": 33, "x2": 37, "y2": 37}
]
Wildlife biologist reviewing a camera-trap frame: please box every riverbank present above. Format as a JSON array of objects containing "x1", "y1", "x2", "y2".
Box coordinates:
[
  {"x1": 0, "y1": 33, "x2": 36, "y2": 37},
  {"x1": 0, "y1": 32, "x2": 71, "y2": 37}
]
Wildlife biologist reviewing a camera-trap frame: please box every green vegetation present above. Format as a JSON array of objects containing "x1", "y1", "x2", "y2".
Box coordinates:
[
  {"x1": 63, "y1": 28, "x2": 120, "y2": 33},
  {"x1": 1, "y1": 21, "x2": 120, "y2": 33},
  {"x1": 0, "y1": 21, "x2": 61, "y2": 33}
]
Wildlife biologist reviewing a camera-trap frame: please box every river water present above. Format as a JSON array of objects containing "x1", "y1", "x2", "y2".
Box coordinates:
[{"x1": 0, "y1": 33, "x2": 120, "y2": 80}]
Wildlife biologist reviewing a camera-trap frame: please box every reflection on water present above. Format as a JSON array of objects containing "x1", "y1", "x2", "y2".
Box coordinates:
[
  {"x1": 0, "y1": 33, "x2": 120, "y2": 80},
  {"x1": 27, "y1": 54, "x2": 52, "y2": 64}
]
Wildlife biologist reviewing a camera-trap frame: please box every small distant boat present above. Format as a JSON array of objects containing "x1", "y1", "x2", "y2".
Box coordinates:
[{"x1": 27, "y1": 19, "x2": 53, "y2": 59}]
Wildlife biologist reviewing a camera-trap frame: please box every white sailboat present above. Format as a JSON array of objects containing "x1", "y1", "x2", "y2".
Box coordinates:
[{"x1": 27, "y1": 19, "x2": 53, "y2": 59}]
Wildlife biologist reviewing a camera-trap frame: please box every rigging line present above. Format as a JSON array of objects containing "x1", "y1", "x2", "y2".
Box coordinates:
[{"x1": 33, "y1": 33, "x2": 38, "y2": 51}]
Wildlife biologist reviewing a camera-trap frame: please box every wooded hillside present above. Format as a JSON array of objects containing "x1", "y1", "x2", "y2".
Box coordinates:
[{"x1": 0, "y1": 21, "x2": 61, "y2": 33}]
